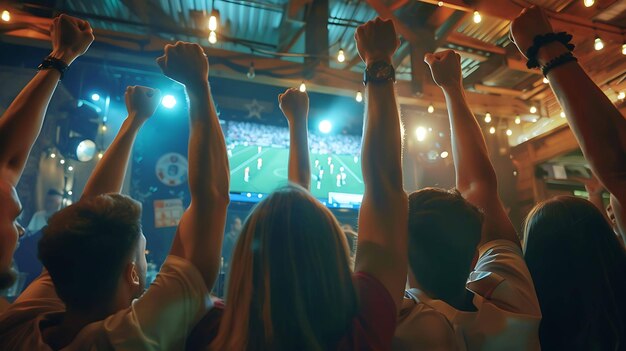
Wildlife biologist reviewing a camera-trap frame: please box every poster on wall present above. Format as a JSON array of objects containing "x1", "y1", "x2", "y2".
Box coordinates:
[{"x1": 154, "y1": 198, "x2": 184, "y2": 228}]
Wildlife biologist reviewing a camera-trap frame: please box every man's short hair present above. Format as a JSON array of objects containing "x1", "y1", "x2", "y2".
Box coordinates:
[
  {"x1": 38, "y1": 194, "x2": 142, "y2": 310},
  {"x1": 408, "y1": 188, "x2": 483, "y2": 301}
]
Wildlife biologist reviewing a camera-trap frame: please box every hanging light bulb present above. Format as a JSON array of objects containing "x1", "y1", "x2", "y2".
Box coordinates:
[
  {"x1": 489, "y1": 126, "x2": 496, "y2": 134},
  {"x1": 208, "y1": 10, "x2": 220, "y2": 31},
  {"x1": 618, "y1": 91, "x2": 625, "y2": 100},
  {"x1": 594, "y1": 36, "x2": 604, "y2": 51},
  {"x1": 60, "y1": 159, "x2": 66, "y2": 165},
  {"x1": 50, "y1": 152, "x2": 57, "y2": 159},
  {"x1": 506, "y1": 129, "x2": 513, "y2": 136},
  {"x1": 484, "y1": 112, "x2": 492, "y2": 123},
  {"x1": 530, "y1": 106, "x2": 537, "y2": 114},
  {"x1": 337, "y1": 48, "x2": 345, "y2": 63},
  {"x1": 532, "y1": 117, "x2": 538, "y2": 123},
  {"x1": 437, "y1": 1, "x2": 444, "y2": 6},
  {"x1": 247, "y1": 62, "x2": 255, "y2": 79},
  {"x1": 355, "y1": 91, "x2": 363, "y2": 103},
  {"x1": 101, "y1": 124, "x2": 107, "y2": 132},
  {"x1": 97, "y1": 151, "x2": 104, "y2": 159},
  {"x1": 1, "y1": 10, "x2": 10, "y2": 22},
  {"x1": 583, "y1": 0, "x2": 595, "y2": 7},
  {"x1": 515, "y1": 116, "x2": 521, "y2": 124},
  {"x1": 299, "y1": 81, "x2": 306, "y2": 92},
  {"x1": 427, "y1": 104, "x2": 434, "y2": 113},
  {"x1": 68, "y1": 165, "x2": 74, "y2": 172},
  {"x1": 622, "y1": 43, "x2": 626, "y2": 55},
  {"x1": 68, "y1": 190, "x2": 73, "y2": 196},
  {"x1": 543, "y1": 77, "x2": 549, "y2": 84},
  {"x1": 208, "y1": 31, "x2": 217, "y2": 44},
  {"x1": 560, "y1": 111, "x2": 566, "y2": 118},
  {"x1": 473, "y1": 10, "x2": 482, "y2": 24}
]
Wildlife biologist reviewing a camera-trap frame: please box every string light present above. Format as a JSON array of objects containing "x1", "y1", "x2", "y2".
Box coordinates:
[
  {"x1": 543, "y1": 77, "x2": 549, "y2": 84},
  {"x1": 299, "y1": 81, "x2": 306, "y2": 92},
  {"x1": 506, "y1": 129, "x2": 513, "y2": 136},
  {"x1": 427, "y1": 104, "x2": 434, "y2": 113},
  {"x1": 622, "y1": 43, "x2": 626, "y2": 55},
  {"x1": 101, "y1": 124, "x2": 107, "y2": 132},
  {"x1": 618, "y1": 91, "x2": 625, "y2": 100},
  {"x1": 208, "y1": 10, "x2": 219, "y2": 31},
  {"x1": 532, "y1": 117, "x2": 538, "y2": 123},
  {"x1": 515, "y1": 116, "x2": 521, "y2": 125},
  {"x1": 438, "y1": 1, "x2": 444, "y2": 6},
  {"x1": 594, "y1": 36, "x2": 604, "y2": 51},
  {"x1": 67, "y1": 190, "x2": 73, "y2": 196},
  {"x1": 440, "y1": 151, "x2": 449, "y2": 158},
  {"x1": 355, "y1": 91, "x2": 363, "y2": 103},
  {"x1": 489, "y1": 126, "x2": 496, "y2": 134},
  {"x1": 97, "y1": 151, "x2": 104, "y2": 159},
  {"x1": 560, "y1": 111, "x2": 566, "y2": 118},
  {"x1": 473, "y1": 10, "x2": 482, "y2": 24},
  {"x1": 68, "y1": 165, "x2": 74, "y2": 172},
  {"x1": 60, "y1": 159, "x2": 66, "y2": 165},
  {"x1": 583, "y1": 0, "x2": 594, "y2": 7},
  {"x1": 530, "y1": 106, "x2": 537, "y2": 114},
  {"x1": 1, "y1": 10, "x2": 10, "y2": 22},
  {"x1": 484, "y1": 112, "x2": 491, "y2": 123},
  {"x1": 50, "y1": 152, "x2": 56, "y2": 159},
  {"x1": 208, "y1": 31, "x2": 217, "y2": 44},
  {"x1": 337, "y1": 49, "x2": 345, "y2": 63}
]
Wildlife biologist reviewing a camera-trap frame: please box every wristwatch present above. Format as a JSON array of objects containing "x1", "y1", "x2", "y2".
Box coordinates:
[{"x1": 363, "y1": 61, "x2": 396, "y2": 86}]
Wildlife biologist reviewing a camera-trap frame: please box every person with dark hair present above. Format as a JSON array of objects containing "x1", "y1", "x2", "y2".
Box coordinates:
[
  {"x1": 0, "y1": 14, "x2": 93, "y2": 291},
  {"x1": 26, "y1": 189, "x2": 64, "y2": 234},
  {"x1": 394, "y1": 49, "x2": 541, "y2": 351},
  {"x1": 510, "y1": 6, "x2": 626, "y2": 350}
]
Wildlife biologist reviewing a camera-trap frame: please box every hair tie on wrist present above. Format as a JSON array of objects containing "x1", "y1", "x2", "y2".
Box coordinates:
[
  {"x1": 542, "y1": 52, "x2": 577, "y2": 77},
  {"x1": 525, "y1": 32, "x2": 575, "y2": 70}
]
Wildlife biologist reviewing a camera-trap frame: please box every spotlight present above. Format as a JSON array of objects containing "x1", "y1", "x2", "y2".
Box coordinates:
[
  {"x1": 427, "y1": 104, "x2": 434, "y2": 113},
  {"x1": 543, "y1": 77, "x2": 549, "y2": 84},
  {"x1": 68, "y1": 165, "x2": 74, "y2": 171},
  {"x1": 530, "y1": 106, "x2": 537, "y2": 114},
  {"x1": 208, "y1": 31, "x2": 217, "y2": 44},
  {"x1": 208, "y1": 10, "x2": 220, "y2": 31},
  {"x1": 416, "y1": 126, "x2": 427, "y2": 142},
  {"x1": 299, "y1": 82, "x2": 306, "y2": 92},
  {"x1": 91, "y1": 93, "x2": 100, "y2": 102},
  {"x1": 1, "y1": 10, "x2": 10, "y2": 22},
  {"x1": 60, "y1": 159, "x2": 66, "y2": 165},
  {"x1": 594, "y1": 37, "x2": 604, "y2": 51},
  {"x1": 506, "y1": 129, "x2": 513, "y2": 136},
  {"x1": 440, "y1": 151, "x2": 449, "y2": 159},
  {"x1": 247, "y1": 62, "x2": 255, "y2": 79},
  {"x1": 515, "y1": 116, "x2": 521, "y2": 124},
  {"x1": 473, "y1": 10, "x2": 482, "y2": 24},
  {"x1": 318, "y1": 120, "x2": 332, "y2": 134},
  {"x1": 67, "y1": 138, "x2": 96, "y2": 162},
  {"x1": 618, "y1": 91, "x2": 625, "y2": 100},
  {"x1": 337, "y1": 48, "x2": 345, "y2": 63},
  {"x1": 484, "y1": 112, "x2": 492, "y2": 123},
  {"x1": 161, "y1": 94, "x2": 177, "y2": 109},
  {"x1": 583, "y1": 0, "x2": 594, "y2": 7},
  {"x1": 489, "y1": 126, "x2": 496, "y2": 134},
  {"x1": 50, "y1": 152, "x2": 56, "y2": 159},
  {"x1": 560, "y1": 111, "x2": 566, "y2": 118},
  {"x1": 356, "y1": 91, "x2": 363, "y2": 103}
]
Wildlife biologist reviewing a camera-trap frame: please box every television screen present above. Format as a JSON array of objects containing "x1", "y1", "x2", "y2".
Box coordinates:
[{"x1": 226, "y1": 121, "x2": 364, "y2": 207}]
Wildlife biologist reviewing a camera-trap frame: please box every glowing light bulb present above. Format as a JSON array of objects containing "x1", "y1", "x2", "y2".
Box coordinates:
[
  {"x1": 208, "y1": 14, "x2": 218, "y2": 31},
  {"x1": 337, "y1": 49, "x2": 345, "y2": 63},
  {"x1": 438, "y1": 1, "x2": 444, "y2": 6},
  {"x1": 484, "y1": 113, "x2": 492, "y2": 123},
  {"x1": 560, "y1": 111, "x2": 566, "y2": 118},
  {"x1": 60, "y1": 159, "x2": 65, "y2": 165},
  {"x1": 489, "y1": 126, "x2": 496, "y2": 134},
  {"x1": 506, "y1": 129, "x2": 513, "y2": 136},
  {"x1": 543, "y1": 77, "x2": 549, "y2": 84},
  {"x1": 584, "y1": 0, "x2": 595, "y2": 7},
  {"x1": 356, "y1": 91, "x2": 363, "y2": 102},
  {"x1": 68, "y1": 165, "x2": 74, "y2": 171},
  {"x1": 473, "y1": 11, "x2": 482, "y2": 24},
  {"x1": 618, "y1": 91, "x2": 625, "y2": 100},
  {"x1": 532, "y1": 117, "x2": 538, "y2": 123},
  {"x1": 416, "y1": 127, "x2": 427, "y2": 142},
  {"x1": 594, "y1": 37, "x2": 604, "y2": 51},
  {"x1": 101, "y1": 124, "x2": 107, "y2": 132},
  {"x1": 50, "y1": 152, "x2": 56, "y2": 159},
  {"x1": 208, "y1": 31, "x2": 217, "y2": 44},
  {"x1": 530, "y1": 106, "x2": 537, "y2": 114},
  {"x1": 299, "y1": 82, "x2": 306, "y2": 92},
  {"x1": 97, "y1": 152, "x2": 104, "y2": 159},
  {"x1": 1, "y1": 10, "x2": 10, "y2": 22},
  {"x1": 427, "y1": 104, "x2": 434, "y2": 113},
  {"x1": 622, "y1": 44, "x2": 626, "y2": 55},
  {"x1": 68, "y1": 190, "x2": 73, "y2": 196},
  {"x1": 515, "y1": 116, "x2": 521, "y2": 124},
  {"x1": 440, "y1": 151, "x2": 449, "y2": 158}
]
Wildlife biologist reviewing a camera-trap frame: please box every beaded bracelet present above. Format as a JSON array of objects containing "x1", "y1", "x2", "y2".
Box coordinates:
[
  {"x1": 541, "y1": 52, "x2": 577, "y2": 77},
  {"x1": 37, "y1": 57, "x2": 69, "y2": 80},
  {"x1": 525, "y1": 32, "x2": 575, "y2": 70}
]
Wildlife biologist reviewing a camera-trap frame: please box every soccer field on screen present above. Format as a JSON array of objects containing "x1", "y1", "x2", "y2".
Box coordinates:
[{"x1": 228, "y1": 144, "x2": 364, "y2": 201}]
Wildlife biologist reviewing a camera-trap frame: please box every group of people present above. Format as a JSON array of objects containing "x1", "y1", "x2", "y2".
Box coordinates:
[{"x1": 0, "y1": 5, "x2": 624, "y2": 351}]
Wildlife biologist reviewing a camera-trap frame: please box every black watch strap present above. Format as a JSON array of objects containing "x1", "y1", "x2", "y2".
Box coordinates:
[
  {"x1": 37, "y1": 57, "x2": 69, "y2": 80},
  {"x1": 363, "y1": 61, "x2": 396, "y2": 86}
]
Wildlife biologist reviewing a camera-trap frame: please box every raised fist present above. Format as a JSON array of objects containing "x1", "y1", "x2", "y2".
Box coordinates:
[
  {"x1": 355, "y1": 17, "x2": 399, "y2": 66},
  {"x1": 279, "y1": 88, "x2": 309, "y2": 124},
  {"x1": 156, "y1": 42, "x2": 208, "y2": 89},
  {"x1": 510, "y1": 6, "x2": 554, "y2": 58},
  {"x1": 50, "y1": 14, "x2": 94, "y2": 65},
  {"x1": 125, "y1": 86, "x2": 161, "y2": 121},
  {"x1": 424, "y1": 50, "x2": 462, "y2": 89}
]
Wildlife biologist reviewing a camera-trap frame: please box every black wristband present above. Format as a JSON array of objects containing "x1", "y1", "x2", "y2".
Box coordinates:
[
  {"x1": 525, "y1": 32, "x2": 575, "y2": 70},
  {"x1": 37, "y1": 57, "x2": 69, "y2": 80},
  {"x1": 541, "y1": 52, "x2": 577, "y2": 77}
]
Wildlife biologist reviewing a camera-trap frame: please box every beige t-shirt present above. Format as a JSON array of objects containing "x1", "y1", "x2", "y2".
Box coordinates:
[
  {"x1": 0, "y1": 255, "x2": 211, "y2": 350},
  {"x1": 395, "y1": 239, "x2": 542, "y2": 351}
]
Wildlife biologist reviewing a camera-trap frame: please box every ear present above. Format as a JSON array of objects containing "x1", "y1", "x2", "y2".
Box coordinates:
[{"x1": 128, "y1": 262, "x2": 140, "y2": 286}]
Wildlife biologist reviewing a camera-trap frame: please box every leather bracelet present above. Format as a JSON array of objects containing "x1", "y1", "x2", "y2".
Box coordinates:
[
  {"x1": 37, "y1": 57, "x2": 69, "y2": 80},
  {"x1": 525, "y1": 32, "x2": 575, "y2": 70},
  {"x1": 541, "y1": 52, "x2": 577, "y2": 77}
]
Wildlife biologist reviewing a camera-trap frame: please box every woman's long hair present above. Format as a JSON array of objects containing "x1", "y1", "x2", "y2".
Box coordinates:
[
  {"x1": 523, "y1": 196, "x2": 626, "y2": 351},
  {"x1": 210, "y1": 185, "x2": 357, "y2": 351}
]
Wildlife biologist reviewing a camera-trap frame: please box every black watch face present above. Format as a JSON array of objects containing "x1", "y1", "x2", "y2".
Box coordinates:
[{"x1": 366, "y1": 61, "x2": 394, "y2": 83}]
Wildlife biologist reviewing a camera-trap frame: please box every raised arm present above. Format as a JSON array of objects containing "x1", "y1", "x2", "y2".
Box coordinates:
[
  {"x1": 279, "y1": 88, "x2": 311, "y2": 189},
  {"x1": 0, "y1": 15, "x2": 93, "y2": 186},
  {"x1": 425, "y1": 50, "x2": 519, "y2": 246},
  {"x1": 157, "y1": 42, "x2": 230, "y2": 288},
  {"x1": 354, "y1": 18, "x2": 408, "y2": 310},
  {"x1": 510, "y1": 6, "x2": 626, "y2": 241},
  {"x1": 81, "y1": 86, "x2": 160, "y2": 198}
]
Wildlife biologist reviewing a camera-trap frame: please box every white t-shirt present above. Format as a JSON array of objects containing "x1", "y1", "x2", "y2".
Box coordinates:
[
  {"x1": 0, "y1": 255, "x2": 212, "y2": 350},
  {"x1": 395, "y1": 240, "x2": 542, "y2": 351}
]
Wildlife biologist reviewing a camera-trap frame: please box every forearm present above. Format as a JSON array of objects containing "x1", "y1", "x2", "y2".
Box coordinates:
[
  {"x1": 441, "y1": 86, "x2": 497, "y2": 193},
  {"x1": 81, "y1": 116, "x2": 143, "y2": 198},
  {"x1": 287, "y1": 120, "x2": 311, "y2": 189},
  {"x1": 0, "y1": 69, "x2": 61, "y2": 185}
]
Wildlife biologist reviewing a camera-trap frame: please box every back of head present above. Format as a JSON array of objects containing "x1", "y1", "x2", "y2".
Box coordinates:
[
  {"x1": 408, "y1": 188, "x2": 483, "y2": 302},
  {"x1": 524, "y1": 196, "x2": 626, "y2": 350},
  {"x1": 38, "y1": 194, "x2": 142, "y2": 311},
  {"x1": 212, "y1": 185, "x2": 357, "y2": 351}
]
